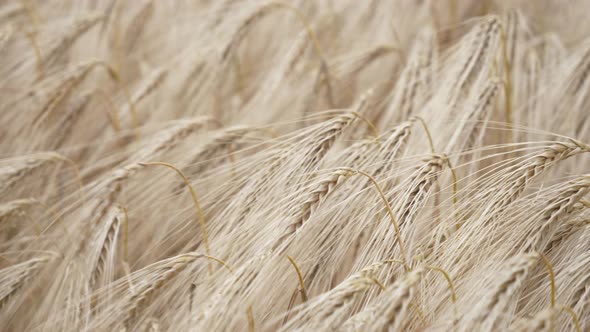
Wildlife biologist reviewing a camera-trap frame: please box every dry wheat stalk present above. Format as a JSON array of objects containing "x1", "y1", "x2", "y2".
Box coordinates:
[{"x1": 2, "y1": 2, "x2": 590, "y2": 331}]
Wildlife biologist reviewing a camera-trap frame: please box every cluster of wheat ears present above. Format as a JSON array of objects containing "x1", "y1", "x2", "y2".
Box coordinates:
[{"x1": 1, "y1": 0, "x2": 590, "y2": 331}]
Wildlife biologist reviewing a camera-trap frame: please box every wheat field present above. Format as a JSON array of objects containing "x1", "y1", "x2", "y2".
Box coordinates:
[{"x1": 1, "y1": 0, "x2": 589, "y2": 331}]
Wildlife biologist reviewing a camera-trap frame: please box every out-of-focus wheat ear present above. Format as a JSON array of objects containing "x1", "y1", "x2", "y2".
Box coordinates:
[
  {"x1": 182, "y1": 125, "x2": 262, "y2": 178},
  {"x1": 462, "y1": 253, "x2": 538, "y2": 331},
  {"x1": 93, "y1": 89, "x2": 122, "y2": 132},
  {"x1": 0, "y1": 197, "x2": 65, "y2": 238},
  {"x1": 333, "y1": 44, "x2": 402, "y2": 79},
  {"x1": 0, "y1": 151, "x2": 81, "y2": 198},
  {"x1": 123, "y1": 253, "x2": 228, "y2": 328},
  {"x1": 43, "y1": 12, "x2": 104, "y2": 67},
  {"x1": 0, "y1": 3, "x2": 24, "y2": 21},
  {"x1": 122, "y1": 0, "x2": 154, "y2": 53},
  {"x1": 135, "y1": 116, "x2": 212, "y2": 161},
  {"x1": 120, "y1": 67, "x2": 168, "y2": 128},
  {"x1": 46, "y1": 92, "x2": 92, "y2": 149},
  {"x1": 32, "y1": 60, "x2": 132, "y2": 132},
  {"x1": 97, "y1": 63, "x2": 138, "y2": 132},
  {"x1": 0, "y1": 198, "x2": 39, "y2": 221},
  {"x1": 223, "y1": 2, "x2": 324, "y2": 65},
  {"x1": 0, "y1": 254, "x2": 53, "y2": 310},
  {"x1": 383, "y1": 59, "x2": 425, "y2": 124},
  {"x1": 499, "y1": 17, "x2": 514, "y2": 143},
  {"x1": 39, "y1": 60, "x2": 136, "y2": 135},
  {"x1": 32, "y1": 61, "x2": 98, "y2": 128},
  {"x1": 222, "y1": 1, "x2": 331, "y2": 104},
  {"x1": 20, "y1": 25, "x2": 44, "y2": 80},
  {"x1": 448, "y1": 16, "x2": 501, "y2": 107},
  {"x1": 510, "y1": 304, "x2": 581, "y2": 332},
  {"x1": 139, "y1": 317, "x2": 161, "y2": 332},
  {"x1": 0, "y1": 24, "x2": 14, "y2": 51},
  {"x1": 446, "y1": 79, "x2": 502, "y2": 152}
]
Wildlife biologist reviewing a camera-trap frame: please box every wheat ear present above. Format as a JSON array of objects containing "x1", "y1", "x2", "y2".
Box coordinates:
[
  {"x1": 124, "y1": 253, "x2": 228, "y2": 327},
  {"x1": 0, "y1": 255, "x2": 53, "y2": 310}
]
